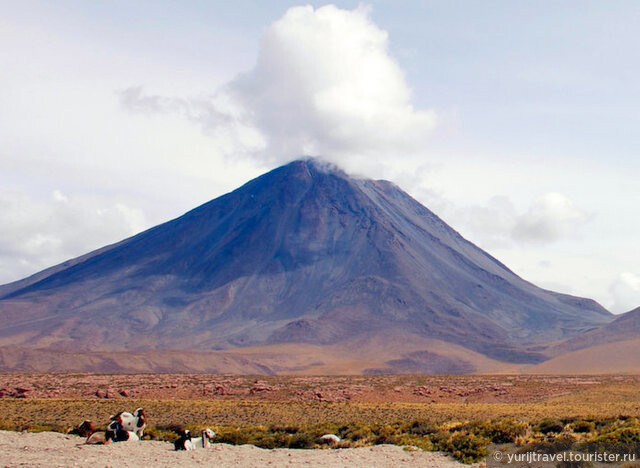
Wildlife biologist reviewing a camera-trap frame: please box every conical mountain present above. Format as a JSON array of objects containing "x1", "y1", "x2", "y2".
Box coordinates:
[{"x1": 0, "y1": 159, "x2": 612, "y2": 372}]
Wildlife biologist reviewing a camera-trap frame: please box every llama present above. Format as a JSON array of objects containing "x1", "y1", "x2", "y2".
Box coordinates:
[
  {"x1": 173, "y1": 430, "x2": 192, "y2": 450},
  {"x1": 70, "y1": 420, "x2": 109, "y2": 445},
  {"x1": 105, "y1": 428, "x2": 139, "y2": 443},
  {"x1": 187, "y1": 429, "x2": 216, "y2": 450},
  {"x1": 108, "y1": 408, "x2": 146, "y2": 437},
  {"x1": 319, "y1": 434, "x2": 341, "y2": 444},
  {"x1": 85, "y1": 431, "x2": 109, "y2": 445},
  {"x1": 69, "y1": 420, "x2": 95, "y2": 438}
]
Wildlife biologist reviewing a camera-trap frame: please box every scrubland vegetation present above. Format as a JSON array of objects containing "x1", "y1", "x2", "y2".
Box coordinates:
[{"x1": 0, "y1": 376, "x2": 638, "y2": 463}]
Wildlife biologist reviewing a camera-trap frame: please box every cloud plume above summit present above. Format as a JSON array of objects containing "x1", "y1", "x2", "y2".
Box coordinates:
[{"x1": 121, "y1": 5, "x2": 436, "y2": 170}]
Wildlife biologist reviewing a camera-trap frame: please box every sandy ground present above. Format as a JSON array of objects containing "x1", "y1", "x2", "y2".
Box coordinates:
[{"x1": 0, "y1": 430, "x2": 479, "y2": 468}]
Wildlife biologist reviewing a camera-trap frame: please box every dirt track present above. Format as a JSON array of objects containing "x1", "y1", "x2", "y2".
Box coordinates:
[{"x1": 0, "y1": 430, "x2": 477, "y2": 467}]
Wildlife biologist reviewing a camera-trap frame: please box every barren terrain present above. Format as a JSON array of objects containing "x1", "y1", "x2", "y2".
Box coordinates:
[
  {"x1": 0, "y1": 373, "x2": 630, "y2": 403},
  {"x1": 0, "y1": 430, "x2": 476, "y2": 468},
  {"x1": 1, "y1": 374, "x2": 639, "y2": 466}
]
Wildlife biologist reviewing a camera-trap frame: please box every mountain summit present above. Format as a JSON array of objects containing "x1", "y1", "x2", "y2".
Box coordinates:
[{"x1": 0, "y1": 159, "x2": 612, "y2": 373}]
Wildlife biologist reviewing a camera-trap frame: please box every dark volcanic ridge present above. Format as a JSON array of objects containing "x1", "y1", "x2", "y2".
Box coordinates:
[{"x1": 0, "y1": 158, "x2": 614, "y2": 373}]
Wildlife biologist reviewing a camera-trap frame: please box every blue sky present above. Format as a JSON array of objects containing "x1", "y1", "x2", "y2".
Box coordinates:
[{"x1": 1, "y1": 1, "x2": 639, "y2": 312}]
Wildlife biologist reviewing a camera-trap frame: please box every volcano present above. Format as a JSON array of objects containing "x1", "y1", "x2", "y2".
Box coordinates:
[{"x1": 0, "y1": 159, "x2": 613, "y2": 373}]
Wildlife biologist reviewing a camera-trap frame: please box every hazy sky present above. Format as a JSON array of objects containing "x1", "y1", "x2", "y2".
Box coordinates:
[{"x1": 1, "y1": 1, "x2": 639, "y2": 313}]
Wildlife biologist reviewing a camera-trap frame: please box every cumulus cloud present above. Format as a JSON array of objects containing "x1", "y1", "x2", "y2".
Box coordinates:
[
  {"x1": 0, "y1": 190, "x2": 146, "y2": 284},
  {"x1": 118, "y1": 86, "x2": 266, "y2": 158},
  {"x1": 120, "y1": 4, "x2": 436, "y2": 169},
  {"x1": 609, "y1": 272, "x2": 640, "y2": 313},
  {"x1": 450, "y1": 192, "x2": 589, "y2": 248},
  {"x1": 512, "y1": 192, "x2": 588, "y2": 243},
  {"x1": 451, "y1": 196, "x2": 519, "y2": 249}
]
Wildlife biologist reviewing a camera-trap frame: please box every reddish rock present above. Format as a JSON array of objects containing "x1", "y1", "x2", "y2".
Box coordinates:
[
  {"x1": 213, "y1": 385, "x2": 229, "y2": 395},
  {"x1": 13, "y1": 387, "x2": 32, "y2": 398},
  {"x1": 95, "y1": 390, "x2": 106, "y2": 398},
  {"x1": 413, "y1": 386, "x2": 433, "y2": 397},
  {"x1": 250, "y1": 385, "x2": 275, "y2": 395},
  {"x1": 119, "y1": 389, "x2": 131, "y2": 397}
]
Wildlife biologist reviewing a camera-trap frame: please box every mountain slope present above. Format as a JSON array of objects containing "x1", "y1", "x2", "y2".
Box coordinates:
[
  {"x1": 0, "y1": 159, "x2": 612, "y2": 371},
  {"x1": 542, "y1": 306, "x2": 640, "y2": 358},
  {"x1": 527, "y1": 338, "x2": 640, "y2": 374}
]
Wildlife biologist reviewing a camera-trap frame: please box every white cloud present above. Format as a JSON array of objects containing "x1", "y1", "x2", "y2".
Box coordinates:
[
  {"x1": 445, "y1": 192, "x2": 588, "y2": 249},
  {"x1": 0, "y1": 190, "x2": 145, "y2": 284},
  {"x1": 512, "y1": 192, "x2": 588, "y2": 243},
  {"x1": 609, "y1": 272, "x2": 640, "y2": 313},
  {"x1": 120, "y1": 4, "x2": 437, "y2": 171},
  {"x1": 449, "y1": 196, "x2": 519, "y2": 249},
  {"x1": 118, "y1": 86, "x2": 267, "y2": 161}
]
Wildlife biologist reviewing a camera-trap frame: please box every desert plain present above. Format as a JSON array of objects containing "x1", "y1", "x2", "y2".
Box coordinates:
[{"x1": 0, "y1": 373, "x2": 639, "y2": 466}]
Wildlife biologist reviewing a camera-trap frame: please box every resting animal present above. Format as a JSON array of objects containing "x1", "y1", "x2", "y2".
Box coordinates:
[
  {"x1": 319, "y1": 434, "x2": 341, "y2": 444},
  {"x1": 69, "y1": 420, "x2": 95, "y2": 438},
  {"x1": 187, "y1": 428, "x2": 216, "y2": 450},
  {"x1": 174, "y1": 430, "x2": 192, "y2": 451},
  {"x1": 108, "y1": 408, "x2": 147, "y2": 437},
  {"x1": 86, "y1": 431, "x2": 109, "y2": 445},
  {"x1": 105, "y1": 428, "x2": 139, "y2": 443},
  {"x1": 70, "y1": 420, "x2": 109, "y2": 445}
]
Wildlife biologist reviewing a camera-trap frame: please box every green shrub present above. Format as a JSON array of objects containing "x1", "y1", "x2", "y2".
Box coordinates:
[
  {"x1": 341, "y1": 424, "x2": 374, "y2": 442},
  {"x1": 437, "y1": 432, "x2": 489, "y2": 464},
  {"x1": 288, "y1": 432, "x2": 315, "y2": 449},
  {"x1": 408, "y1": 420, "x2": 438, "y2": 436},
  {"x1": 579, "y1": 427, "x2": 640, "y2": 456},
  {"x1": 252, "y1": 434, "x2": 278, "y2": 449},
  {"x1": 0, "y1": 420, "x2": 18, "y2": 432},
  {"x1": 144, "y1": 425, "x2": 178, "y2": 441},
  {"x1": 538, "y1": 420, "x2": 565, "y2": 434},
  {"x1": 518, "y1": 436, "x2": 575, "y2": 455},
  {"x1": 492, "y1": 419, "x2": 528, "y2": 443},
  {"x1": 270, "y1": 426, "x2": 300, "y2": 434},
  {"x1": 430, "y1": 430, "x2": 453, "y2": 445},
  {"x1": 392, "y1": 434, "x2": 433, "y2": 451},
  {"x1": 594, "y1": 418, "x2": 618, "y2": 432},
  {"x1": 463, "y1": 419, "x2": 527, "y2": 443},
  {"x1": 216, "y1": 427, "x2": 253, "y2": 445},
  {"x1": 570, "y1": 421, "x2": 595, "y2": 434}
]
